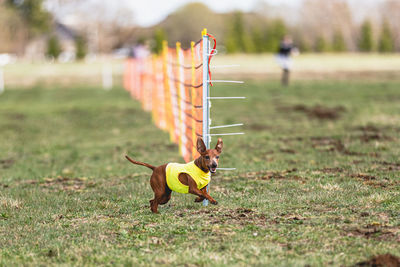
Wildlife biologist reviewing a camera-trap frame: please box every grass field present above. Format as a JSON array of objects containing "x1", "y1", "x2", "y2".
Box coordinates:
[
  {"x1": 1, "y1": 70, "x2": 400, "y2": 265},
  {"x1": 3, "y1": 53, "x2": 400, "y2": 88}
]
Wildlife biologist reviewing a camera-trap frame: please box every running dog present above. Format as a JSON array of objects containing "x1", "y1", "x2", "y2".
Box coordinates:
[{"x1": 125, "y1": 137, "x2": 223, "y2": 213}]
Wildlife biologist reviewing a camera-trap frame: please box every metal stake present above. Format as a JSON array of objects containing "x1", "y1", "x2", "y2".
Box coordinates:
[
  {"x1": 202, "y1": 30, "x2": 210, "y2": 206},
  {"x1": 0, "y1": 67, "x2": 4, "y2": 94}
]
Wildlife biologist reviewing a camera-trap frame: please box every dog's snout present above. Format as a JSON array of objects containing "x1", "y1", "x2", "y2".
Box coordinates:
[{"x1": 211, "y1": 162, "x2": 217, "y2": 168}]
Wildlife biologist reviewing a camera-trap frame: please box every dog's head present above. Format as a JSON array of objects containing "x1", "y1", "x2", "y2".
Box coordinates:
[{"x1": 196, "y1": 137, "x2": 223, "y2": 173}]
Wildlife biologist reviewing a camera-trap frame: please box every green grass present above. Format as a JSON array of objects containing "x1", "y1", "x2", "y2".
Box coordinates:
[
  {"x1": 4, "y1": 53, "x2": 400, "y2": 89},
  {"x1": 1, "y1": 79, "x2": 400, "y2": 266},
  {"x1": 213, "y1": 53, "x2": 400, "y2": 79}
]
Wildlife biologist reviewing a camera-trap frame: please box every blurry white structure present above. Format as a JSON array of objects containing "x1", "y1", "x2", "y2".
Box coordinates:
[
  {"x1": 133, "y1": 45, "x2": 150, "y2": 59},
  {"x1": 102, "y1": 64, "x2": 113, "y2": 90},
  {"x1": 0, "y1": 68, "x2": 4, "y2": 94},
  {"x1": 0, "y1": 54, "x2": 12, "y2": 94}
]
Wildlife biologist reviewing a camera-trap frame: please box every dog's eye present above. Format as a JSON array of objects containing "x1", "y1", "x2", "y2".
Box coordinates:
[
  {"x1": 216, "y1": 156, "x2": 219, "y2": 159},
  {"x1": 205, "y1": 156, "x2": 210, "y2": 160}
]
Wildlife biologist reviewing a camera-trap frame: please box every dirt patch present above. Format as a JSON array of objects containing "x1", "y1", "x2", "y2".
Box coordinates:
[
  {"x1": 279, "y1": 137, "x2": 304, "y2": 142},
  {"x1": 248, "y1": 124, "x2": 271, "y2": 131},
  {"x1": 359, "y1": 132, "x2": 393, "y2": 143},
  {"x1": 176, "y1": 207, "x2": 268, "y2": 226},
  {"x1": 350, "y1": 173, "x2": 398, "y2": 188},
  {"x1": 22, "y1": 177, "x2": 96, "y2": 192},
  {"x1": 2, "y1": 112, "x2": 26, "y2": 121},
  {"x1": 164, "y1": 143, "x2": 178, "y2": 149},
  {"x1": 0, "y1": 158, "x2": 15, "y2": 169},
  {"x1": 374, "y1": 161, "x2": 400, "y2": 172},
  {"x1": 359, "y1": 132, "x2": 392, "y2": 143},
  {"x1": 311, "y1": 137, "x2": 361, "y2": 155},
  {"x1": 354, "y1": 125, "x2": 381, "y2": 133},
  {"x1": 351, "y1": 173, "x2": 377, "y2": 180},
  {"x1": 243, "y1": 168, "x2": 304, "y2": 182},
  {"x1": 354, "y1": 126, "x2": 393, "y2": 143},
  {"x1": 278, "y1": 104, "x2": 346, "y2": 120},
  {"x1": 354, "y1": 254, "x2": 400, "y2": 267},
  {"x1": 319, "y1": 167, "x2": 344, "y2": 173},
  {"x1": 279, "y1": 148, "x2": 297, "y2": 154},
  {"x1": 270, "y1": 213, "x2": 307, "y2": 225},
  {"x1": 352, "y1": 125, "x2": 395, "y2": 143},
  {"x1": 345, "y1": 224, "x2": 400, "y2": 242},
  {"x1": 359, "y1": 212, "x2": 370, "y2": 217}
]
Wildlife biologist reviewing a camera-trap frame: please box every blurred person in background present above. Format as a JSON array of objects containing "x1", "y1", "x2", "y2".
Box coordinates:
[
  {"x1": 133, "y1": 38, "x2": 150, "y2": 60},
  {"x1": 276, "y1": 35, "x2": 299, "y2": 86}
]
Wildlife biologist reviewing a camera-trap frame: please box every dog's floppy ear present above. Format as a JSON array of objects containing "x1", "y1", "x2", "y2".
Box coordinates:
[
  {"x1": 197, "y1": 137, "x2": 207, "y2": 155},
  {"x1": 215, "y1": 138, "x2": 223, "y2": 153}
]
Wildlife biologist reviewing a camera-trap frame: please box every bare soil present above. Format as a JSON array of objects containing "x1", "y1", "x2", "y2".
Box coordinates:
[
  {"x1": 354, "y1": 253, "x2": 400, "y2": 267},
  {"x1": 278, "y1": 104, "x2": 346, "y2": 120}
]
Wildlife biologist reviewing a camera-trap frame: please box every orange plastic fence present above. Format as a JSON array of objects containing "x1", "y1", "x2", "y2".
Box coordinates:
[{"x1": 123, "y1": 37, "x2": 205, "y2": 162}]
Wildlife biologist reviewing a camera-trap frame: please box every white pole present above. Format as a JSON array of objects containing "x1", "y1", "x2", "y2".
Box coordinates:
[
  {"x1": 208, "y1": 97, "x2": 246, "y2": 100},
  {"x1": 0, "y1": 67, "x2": 4, "y2": 94},
  {"x1": 202, "y1": 32, "x2": 210, "y2": 207},
  {"x1": 208, "y1": 80, "x2": 244, "y2": 83},
  {"x1": 209, "y1": 132, "x2": 245, "y2": 136},
  {"x1": 210, "y1": 64, "x2": 240, "y2": 69},
  {"x1": 102, "y1": 64, "x2": 113, "y2": 90},
  {"x1": 210, "y1": 123, "x2": 244, "y2": 129}
]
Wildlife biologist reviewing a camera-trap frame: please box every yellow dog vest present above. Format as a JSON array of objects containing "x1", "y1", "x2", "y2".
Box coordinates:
[{"x1": 166, "y1": 161, "x2": 210, "y2": 194}]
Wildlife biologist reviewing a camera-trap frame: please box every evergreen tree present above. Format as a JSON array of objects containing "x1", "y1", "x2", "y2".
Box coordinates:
[
  {"x1": 315, "y1": 36, "x2": 330, "y2": 52},
  {"x1": 251, "y1": 28, "x2": 264, "y2": 53},
  {"x1": 232, "y1": 11, "x2": 246, "y2": 52},
  {"x1": 75, "y1": 36, "x2": 87, "y2": 60},
  {"x1": 297, "y1": 36, "x2": 311, "y2": 53},
  {"x1": 7, "y1": 0, "x2": 51, "y2": 35},
  {"x1": 332, "y1": 30, "x2": 346, "y2": 52},
  {"x1": 359, "y1": 20, "x2": 374, "y2": 52},
  {"x1": 225, "y1": 36, "x2": 238, "y2": 54},
  {"x1": 378, "y1": 21, "x2": 394, "y2": 53},
  {"x1": 225, "y1": 11, "x2": 246, "y2": 53},
  {"x1": 243, "y1": 32, "x2": 256, "y2": 53},
  {"x1": 47, "y1": 35, "x2": 61, "y2": 60},
  {"x1": 264, "y1": 19, "x2": 286, "y2": 52},
  {"x1": 152, "y1": 28, "x2": 166, "y2": 54}
]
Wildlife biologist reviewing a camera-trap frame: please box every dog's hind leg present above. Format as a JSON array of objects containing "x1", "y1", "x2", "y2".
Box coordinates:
[
  {"x1": 149, "y1": 171, "x2": 168, "y2": 213},
  {"x1": 159, "y1": 186, "x2": 172, "y2": 205},
  {"x1": 149, "y1": 197, "x2": 160, "y2": 213},
  {"x1": 150, "y1": 190, "x2": 170, "y2": 212}
]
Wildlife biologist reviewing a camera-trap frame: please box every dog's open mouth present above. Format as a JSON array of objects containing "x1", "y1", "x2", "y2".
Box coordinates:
[{"x1": 209, "y1": 166, "x2": 217, "y2": 173}]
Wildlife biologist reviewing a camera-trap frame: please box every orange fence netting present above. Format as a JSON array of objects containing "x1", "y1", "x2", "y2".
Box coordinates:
[{"x1": 123, "y1": 38, "x2": 205, "y2": 162}]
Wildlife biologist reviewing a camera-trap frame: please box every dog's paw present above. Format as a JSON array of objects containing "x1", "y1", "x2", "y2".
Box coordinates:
[
  {"x1": 194, "y1": 197, "x2": 204, "y2": 202},
  {"x1": 211, "y1": 200, "x2": 218, "y2": 205}
]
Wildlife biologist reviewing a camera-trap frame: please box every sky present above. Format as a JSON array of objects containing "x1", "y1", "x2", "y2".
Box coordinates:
[
  {"x1": 45, "y1": 0, "x2": 385, "y2": 28},
  {"x1": 130, "y1": 0, "x2": 302, "y2": 26}
]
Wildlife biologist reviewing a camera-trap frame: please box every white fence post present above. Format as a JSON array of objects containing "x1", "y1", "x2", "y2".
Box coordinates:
[
  {"x1": 102, "y1": 64, "x2": 113, "y2": 90},
  {"x1": 0, "y1": 67, "x2": 4, "y2": 94},
  {"x1": 202, "y1": 31, "x2": 210, "y2": 207}
]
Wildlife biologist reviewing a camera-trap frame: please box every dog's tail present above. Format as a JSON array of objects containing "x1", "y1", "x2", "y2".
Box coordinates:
[{"x1": 125, "y1": 155, "x2": 155, "y2": 170}]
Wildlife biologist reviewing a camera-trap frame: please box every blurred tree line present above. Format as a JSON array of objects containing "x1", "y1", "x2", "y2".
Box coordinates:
[
  {"x1": 148, "y1": 1, "x2": 399, "y2": 54},
  {"x1": 0, "y1": 0, "x2": 86, "y2": 59},
  {"x1": 1, "y1": 0, "x2": 399, "y2": 56}
]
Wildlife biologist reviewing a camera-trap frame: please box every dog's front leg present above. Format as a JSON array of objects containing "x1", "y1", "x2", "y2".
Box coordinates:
[
  {"x1": 194, "y1": 195, "x2": 205, "y2": 202},
  {"x1": 194, "y1": 187, "x2": 211, "y2": 203},
  {"x1": 187, "y1": 178, "x2": 218, "y2": 205}
]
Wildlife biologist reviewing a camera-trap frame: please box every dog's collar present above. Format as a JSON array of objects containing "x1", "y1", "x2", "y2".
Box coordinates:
[
  {"x1": 193, "y1": 159, "x2": 209, "y2": 173},
  {"x1": 200, "y1": 165, "x2": 209, "y2": 173},
  {"x1": 196, "y1": 162, "x2": 209, "y2": 173}
]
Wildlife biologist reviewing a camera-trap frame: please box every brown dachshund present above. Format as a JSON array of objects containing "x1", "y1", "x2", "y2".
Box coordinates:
[{"x1": 125, "y1": 137, "x2": 223, "y2": 213}]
